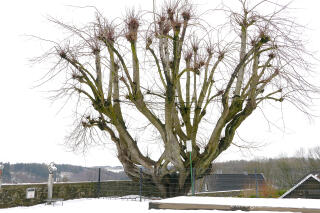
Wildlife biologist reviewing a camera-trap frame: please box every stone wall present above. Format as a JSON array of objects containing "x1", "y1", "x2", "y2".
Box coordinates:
[{"x1": 0, "y1": 180, "x2": 159, "y2": 208}]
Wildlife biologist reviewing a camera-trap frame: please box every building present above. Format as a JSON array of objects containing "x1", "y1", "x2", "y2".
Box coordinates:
[
  {"x1": 280, "y1": 172, "x2": 320, "y2": 199},
  {"x1": 198, "y1": 173, "x2": 266, "y2": 193}
]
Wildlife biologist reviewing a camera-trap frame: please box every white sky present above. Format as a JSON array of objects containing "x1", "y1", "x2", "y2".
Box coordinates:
[{"x1": 0, "y1": 0, "x2": 319, "y2": 167}]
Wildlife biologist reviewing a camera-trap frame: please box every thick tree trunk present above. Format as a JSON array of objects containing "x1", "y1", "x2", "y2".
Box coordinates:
[
  {"x1": 150, "y1": 166, "x2": 212, "y2": 197},
  {"x1": 152, "y1": 172, "x2": 192, "y2": 198}
]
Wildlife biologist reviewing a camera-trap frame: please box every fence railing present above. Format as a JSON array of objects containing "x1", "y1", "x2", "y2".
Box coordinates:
[
  {"x1": 2, "y1": 166, "x2": 319, "y2": 202},
  {"x1": 90, "y1": 168, "x2": 268, "y2": 200}
]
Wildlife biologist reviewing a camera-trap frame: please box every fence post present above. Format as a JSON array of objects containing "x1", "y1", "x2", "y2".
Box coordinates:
[
  {"x1": 193, "y1": 168, "x2": 196, "y2": 194},
  {"x1": 0, "y1": 163, "x2": 4, "y2": 190},
  {"x1": 255, "y1": 169, "x2": 259, "y2": 198},
  {"x1": 139, "y1": 168, "x2": 143, "y2": 202},
  {"x1": 186, "y1": 140, "x2": 194, "y2": 196},
  {"x1": 47, "y1": 162, "x2": 57, "y2": 203},
  {"x1": 97, "y1": 168, "x2": 101, "y2": 198}
]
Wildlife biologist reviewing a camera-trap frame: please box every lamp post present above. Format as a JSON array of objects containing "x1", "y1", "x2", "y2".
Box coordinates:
[
  {"x1": 186, "y1": 140, "x2": 194, "y2": 195},
  {"x1": 0, "y1": 163, "x2": 4, "y2": 190},
  {"x1": 47, "y1": 162, "x2": 57, "y2": 201}
]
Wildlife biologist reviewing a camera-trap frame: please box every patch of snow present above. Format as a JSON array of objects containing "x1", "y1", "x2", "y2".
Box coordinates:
[
  {"x1": 194, "y1": 189, "x2": 249, "y2": 194},
  {"x1": 0, "y1": 197, "x2": 302, "y2": 213},
  {"x1": 2, "y1": 183, "x2": 47, "y2": 186},
  {"x1": 156, "y1": 196, "x2": 320, "y2": 209},
  {"x1": 102, "y1": 166, "x2": 124, "y2": 173},
  {"x1": 107, "y1": 168, "x2": 124, "y2": 173}
]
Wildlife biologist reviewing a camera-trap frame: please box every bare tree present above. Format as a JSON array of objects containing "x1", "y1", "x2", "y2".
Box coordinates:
[
  {"x1": 307, "y1": 146, "x2": 320, "y2": 170},
  {"x1": 36, "y1": 0, "x2": 317, "y2": 197}
]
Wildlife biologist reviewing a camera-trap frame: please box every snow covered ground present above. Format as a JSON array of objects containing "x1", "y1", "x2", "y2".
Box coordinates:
[
  {"x1": 155, "y1": 196, "x2": 320, "y2": 209},
  {"x1": 0, "y1": 197, "x2": 317, "y2": 213}
]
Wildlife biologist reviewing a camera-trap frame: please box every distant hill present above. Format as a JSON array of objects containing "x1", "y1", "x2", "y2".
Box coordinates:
[
  {"x1": 1, "y1": 163, "x2": 128, "y2": 184},
  {"x1": 2, "y1": 153, "x2": 319, "y2": 189},
  {"x1": 212, "y1": 157, "x2": 320, "y2": 189}
]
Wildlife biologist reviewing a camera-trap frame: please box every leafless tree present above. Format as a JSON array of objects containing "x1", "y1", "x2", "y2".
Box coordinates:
[
  {"x1": 36, "y1": 0, "x2": 318, "y2": 197},
  {"x1": 307, "y1": 146, "x2": 320, "y2": 170}
]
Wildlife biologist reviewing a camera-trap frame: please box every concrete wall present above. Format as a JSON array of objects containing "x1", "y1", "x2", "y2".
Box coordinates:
[
  {"x1": 195, "y1": 190, "x2": 249, "y2": 197},
  {"x1": 0, "y1": 180, "x2": 159, "y2": 208}
]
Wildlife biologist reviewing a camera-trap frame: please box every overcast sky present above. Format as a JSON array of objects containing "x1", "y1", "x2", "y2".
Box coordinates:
[{"x1": 0, "y1": 0, "x2": 319, "y2": 167}]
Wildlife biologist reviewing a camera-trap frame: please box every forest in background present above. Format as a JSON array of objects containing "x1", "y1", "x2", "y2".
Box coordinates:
[
  {"x1": 0, "y1": 163, "x2": 128, "y2": 183},
  {"x1": 1, "y1": 146, "x2": 319, "y2": 190},
  {"x1": 213, "y1": 146, "x2": 320, "y2": 189}
]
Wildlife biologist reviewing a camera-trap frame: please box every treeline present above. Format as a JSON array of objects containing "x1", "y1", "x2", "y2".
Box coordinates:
[
  {"x1": 2, "y1": 147, "x2": 319, "y2": 188},
  {"x1": 0, "y1": 163, "x2": 128, "y2": 184},
  {"x1": 213, "y1": 147, "x2": 320, "y2": 189}
]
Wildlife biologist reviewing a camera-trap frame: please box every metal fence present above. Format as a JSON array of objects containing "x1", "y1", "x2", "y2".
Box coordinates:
[
  {"x1": 92, "y1": 167, "x2": 320, "y2": 200},
  {"x1": 2, "y1": 165, "x2": 319, "y2": 201},
  {"x1": 90, "y1": 168, "x2": 268, "y2": 200}
]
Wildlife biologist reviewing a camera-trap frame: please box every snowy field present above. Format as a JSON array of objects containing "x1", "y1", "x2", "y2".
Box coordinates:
[
  {"x1": 0, "y1": 197, "x2": 318, "y2": 213},
  {"x1": 155, "y1": 196, "x2": 320, "y2": 209}
]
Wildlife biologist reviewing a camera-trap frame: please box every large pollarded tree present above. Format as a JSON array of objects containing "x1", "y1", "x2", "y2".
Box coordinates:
[{"x1": 38, "y1": 0, "x2": 317, "y2": 197}]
